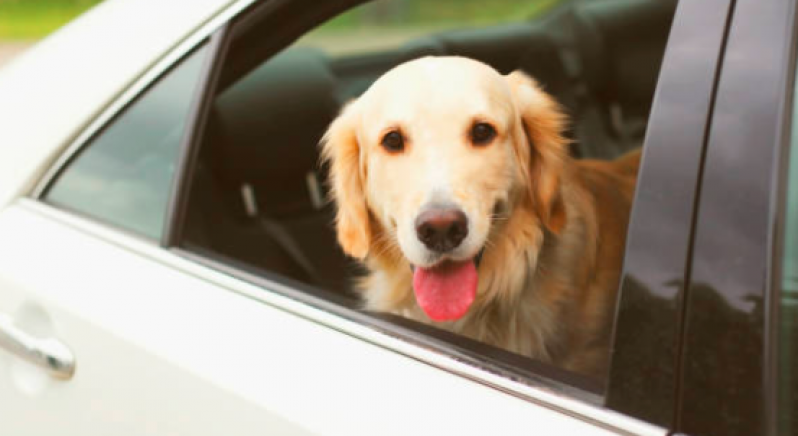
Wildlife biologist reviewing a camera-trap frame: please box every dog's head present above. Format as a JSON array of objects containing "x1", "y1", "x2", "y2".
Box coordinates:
[{"x1": 322, "y1": 56, "x2": 567, "y2": 321}]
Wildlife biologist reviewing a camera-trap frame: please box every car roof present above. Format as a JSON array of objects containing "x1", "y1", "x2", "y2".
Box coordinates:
[{"x1": 0, "y1": 0, "x2": 242, "y2": 209}]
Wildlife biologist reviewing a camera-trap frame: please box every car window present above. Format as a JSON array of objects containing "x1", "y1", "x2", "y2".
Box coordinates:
[
  {"x1": 181, "y1": 0, "x2": 677, "y2": 394},
  {"x1": 779, "y1": 68, "x2": 798, "y2": 436},
  {"x1": 44, "y1": 44, "x2": 209, "y2": 240}
]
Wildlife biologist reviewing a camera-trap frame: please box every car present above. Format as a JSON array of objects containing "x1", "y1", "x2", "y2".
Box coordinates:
[{"x1": 0, "y1": 0, "x2": 795, "y2": 434}]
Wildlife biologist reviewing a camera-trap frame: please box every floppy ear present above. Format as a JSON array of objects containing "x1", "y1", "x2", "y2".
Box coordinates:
[
  {"x1": 320, "y1": 102, "x2": 371, "y2": 259},
  {"x1": 505, "y1": 71, "x2": 568, "y2": 234}
]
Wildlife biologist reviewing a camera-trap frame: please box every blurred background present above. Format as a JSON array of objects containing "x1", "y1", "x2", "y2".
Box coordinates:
[
  {"x1": 0, "y1": 0, "x2": 101, "y2": 66},
  {"x1": 0, "y1": 0, "x2": 559, "y2": 67}
]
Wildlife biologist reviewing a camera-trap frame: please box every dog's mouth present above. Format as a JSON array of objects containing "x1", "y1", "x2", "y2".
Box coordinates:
[
  {"x1": 412, "y1": 258, "x2": 478, "y2": 322},
  {"x1": 410, "y1": 249, "x2": 484, "y2": 322}
]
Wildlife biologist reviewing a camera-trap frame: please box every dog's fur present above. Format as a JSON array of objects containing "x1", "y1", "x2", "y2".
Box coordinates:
[{"x1": 321, "y1": 56, "x2": 639, "y2": 379}]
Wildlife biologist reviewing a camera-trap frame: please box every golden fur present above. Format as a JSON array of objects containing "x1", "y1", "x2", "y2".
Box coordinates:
[{"x1": 321, "y1": 56, "x2": 639, "y2": 379}]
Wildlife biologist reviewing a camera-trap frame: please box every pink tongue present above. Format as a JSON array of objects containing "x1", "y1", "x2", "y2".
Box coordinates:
[{"x1": 413, "y1": 260, "x2": 478, "y2": 321}]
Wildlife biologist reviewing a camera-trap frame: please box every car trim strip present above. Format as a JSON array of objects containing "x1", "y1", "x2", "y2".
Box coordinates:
[{"x1": 18, "y1": 197, "x2": 665, "y2": 436}]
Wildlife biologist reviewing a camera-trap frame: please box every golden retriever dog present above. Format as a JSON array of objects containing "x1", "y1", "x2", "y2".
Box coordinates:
[{"x1": 321, "y1": 56, "x2": 639, "y2": 379}]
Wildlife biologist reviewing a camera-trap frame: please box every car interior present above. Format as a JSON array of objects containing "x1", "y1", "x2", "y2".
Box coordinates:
[{"x1": 183, "y1": 0, "x2": 678, "y2": 303}]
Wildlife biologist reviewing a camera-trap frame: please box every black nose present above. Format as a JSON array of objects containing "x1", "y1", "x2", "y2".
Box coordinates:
[{"x1": 415, "y1": 208, "x2": 468, "y2": 252}]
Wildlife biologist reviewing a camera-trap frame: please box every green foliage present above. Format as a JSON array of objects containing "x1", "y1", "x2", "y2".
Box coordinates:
[
  {"x1": 0, "y1": 0, "x2": 562, "y2": 40},
  {"x1": 0, "y1": 0, "x2": 102, "y2": 39},
  {"x1": 319, "y1": 0, "x2": 562, "y2": 31},
  {"x1": 299, "y1": 0, "x2": 564, "y2": 54}
]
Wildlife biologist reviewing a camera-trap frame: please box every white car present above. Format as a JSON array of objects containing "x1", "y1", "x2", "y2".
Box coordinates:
[{"x1": 0, "y1": 0, "x2": 796, "y2": 435}]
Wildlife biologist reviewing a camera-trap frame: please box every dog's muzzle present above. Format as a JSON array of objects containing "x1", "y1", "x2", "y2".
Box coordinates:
[{"x1": 409, "y1": 247, "x2": 485, "y2": 272}]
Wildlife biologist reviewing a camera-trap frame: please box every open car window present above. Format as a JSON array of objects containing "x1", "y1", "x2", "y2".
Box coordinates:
[{"x1": 179, "y1": 0, "x2": 678, "y2": 397}]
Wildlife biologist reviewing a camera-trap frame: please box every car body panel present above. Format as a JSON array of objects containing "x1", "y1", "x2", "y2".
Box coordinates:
[
  {"x1": 0, "y1": 200, "x2": 634, "y2": 435},
  {"x1": 0, "y1": 0, "x2": 242, "y2": 209}
]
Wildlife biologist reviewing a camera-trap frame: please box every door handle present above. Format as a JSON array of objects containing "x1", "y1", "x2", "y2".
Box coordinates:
[{"x1": 0, "y1": 313, "x2": 75, "y2": 380}]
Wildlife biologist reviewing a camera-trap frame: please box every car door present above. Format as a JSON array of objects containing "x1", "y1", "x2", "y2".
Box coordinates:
[
  {"x1": 0, "y1": 29, "x2": 315, "y2": 435},
  {"x1": 0, "y1": 6, "x2": 604, "y2": 436},
  {"x1": 1, "y1": 19, "x2": 589, "y2": 434},
  {"x1": 0, "y1": 36, "x2": 636, "y2": 436},
  {"x1": 0, "y1": 0, "x2": 733, "y2": 435}
]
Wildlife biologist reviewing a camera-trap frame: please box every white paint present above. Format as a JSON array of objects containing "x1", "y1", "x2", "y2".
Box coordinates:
[
  {"x1": 0, "y1": 0, "x2": 236, "y2": 209},
  {"x1": 0, "y1": 202, "x2": 635, "y2": 435}
]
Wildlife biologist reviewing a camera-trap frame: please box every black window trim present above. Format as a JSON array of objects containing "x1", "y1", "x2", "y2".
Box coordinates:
[
  {"x1": 162, "y1": 25, "x2": 233, "y2": 247},
  {"x1": 604, "y1": 0, "x2": 736, "y2": 427}
]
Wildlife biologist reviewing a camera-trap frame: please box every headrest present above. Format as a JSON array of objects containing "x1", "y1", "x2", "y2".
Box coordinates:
[
  {"x1": 572, "y1": 0, "x2": 677, "y2": 113},
  {"x1": 398, "y1": 36, "x2": 447, "y2": 62},
  {"x1": 432, "y1": 24, "x2": 571, "y2": 110},
  {"x1": 514, "y1": 30, "x2": 571, "y2": 100},
  {"x1": 206, "y1": 47, "x2": 340, "y2": 218},
  {"x1": 437, "y1": 23, "x2": 538, "y2": 75},
  {"x1": 212, "y1": 47, "x2": 339, "y2": 186}
]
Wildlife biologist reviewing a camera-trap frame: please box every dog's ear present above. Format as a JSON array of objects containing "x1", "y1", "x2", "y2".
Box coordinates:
[
  {"x1": 320, "y1": 101, "x2": 371, "y2": 259},
  {"x1": 505, "y1": 71, "x2": 568, "y2": 234}
]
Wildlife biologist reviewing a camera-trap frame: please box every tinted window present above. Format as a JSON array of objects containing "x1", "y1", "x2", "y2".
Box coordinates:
[{"x1": 46, "y1": 44, "x2": 208, "y2": 239}]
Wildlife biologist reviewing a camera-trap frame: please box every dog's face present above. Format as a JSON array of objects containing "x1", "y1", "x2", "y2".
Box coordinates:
[
  {"x1": 361, "y1": 58, "x2": 520, "y2": 269},
  {"x1": 322, "y1": 56, "x2": 567, "y2": 321}
]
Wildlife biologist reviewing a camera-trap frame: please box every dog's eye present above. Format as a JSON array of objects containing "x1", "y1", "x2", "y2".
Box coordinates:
[
  {"x1": 470, "y1": 122, "x2": 497, "y2": 146},
  {"x1": 381, "y1": 131, "x2": 405, "y2": 152}
]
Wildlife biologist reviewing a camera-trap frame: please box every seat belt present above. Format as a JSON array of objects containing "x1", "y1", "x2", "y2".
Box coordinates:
[{"x1": 240, "y1": 183, "x2": 319, "y2": 282}]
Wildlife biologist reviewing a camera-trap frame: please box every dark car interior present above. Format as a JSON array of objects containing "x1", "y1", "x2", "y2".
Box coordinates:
[{"x1": 183, "y1": 0, "x2": 678, "y2": 300}]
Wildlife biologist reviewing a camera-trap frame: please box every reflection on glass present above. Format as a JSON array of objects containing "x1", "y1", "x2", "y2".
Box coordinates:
[{"x1": 46, "y1": 44, "x2": 209, "y2": 239}]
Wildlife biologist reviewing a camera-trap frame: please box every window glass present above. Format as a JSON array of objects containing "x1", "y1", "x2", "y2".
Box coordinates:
[
  {"x1": 183, "y1": 0, "x2": 677, "y2": 391},
  {"x1": 45, "y1": 44, "x2": 209, "y2": 239},
  {"x1": 779, "y1": 69, "x2": 798, "y2": 436}
]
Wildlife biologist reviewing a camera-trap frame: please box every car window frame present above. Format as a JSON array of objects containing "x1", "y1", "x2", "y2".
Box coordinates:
[
  {"x1": 676, "y1": 0, "x2": 798, "y2": 435},
  {"x1": 28, "y1": 0, "x2": 732, "y2": 432},
  {"x1": 169, "y1": 0, "x2": 613, "y2": 400},
  {"x1": 168, "y1": 0, "x2": 729, "y2": 427}
]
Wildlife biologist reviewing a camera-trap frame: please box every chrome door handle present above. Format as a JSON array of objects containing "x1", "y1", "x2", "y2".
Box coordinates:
[{"x1": 0, "y1": 313, "x2": 75, "y2": 380}]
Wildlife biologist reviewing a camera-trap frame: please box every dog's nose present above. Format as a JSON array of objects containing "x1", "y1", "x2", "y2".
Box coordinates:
[{"x1": 415, "y1": 208, "x2": 468, "y2": 252}]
